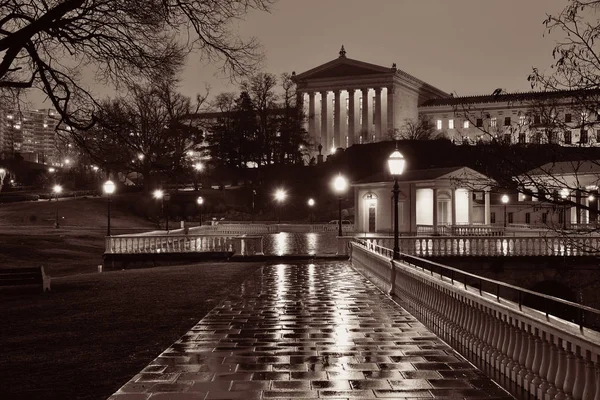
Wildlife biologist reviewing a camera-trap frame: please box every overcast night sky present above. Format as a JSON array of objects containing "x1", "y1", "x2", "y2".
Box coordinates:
[{"x1": 29, "y1": 0, "x2": 572, "y2": 107}]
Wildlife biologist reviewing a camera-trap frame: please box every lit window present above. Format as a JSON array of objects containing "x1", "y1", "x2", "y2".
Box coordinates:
[
  {"x1": 448, "y1": 119, "x2": 454, "y2": 129},
  {"x1": 463, "y1": 120, "x2": 469, "y2": 129},
  {"x1": 436, "y1": 120, "x2": 442, "y2": 130},
  {"x1": 490, "y1": 117, "x2": 497, "y2": 128},
  {"x1": 519, "y1": 115, "x2": 526, "y2": 125}
]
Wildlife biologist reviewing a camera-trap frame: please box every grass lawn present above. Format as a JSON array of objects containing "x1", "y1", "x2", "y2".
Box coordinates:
[
  {"x1": 0, "y1": 195, "x2": 157, "y2": 276},
  {"x1": 0, "y1": 262, "x2": 262, "y2": 400}
]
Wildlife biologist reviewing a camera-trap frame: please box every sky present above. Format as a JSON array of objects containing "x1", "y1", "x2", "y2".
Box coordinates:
[{"x1": 29, "y1": 0, "x2": 571, "y2": 107}]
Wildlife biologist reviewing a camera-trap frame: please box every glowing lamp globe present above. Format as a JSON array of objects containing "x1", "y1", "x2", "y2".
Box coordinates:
[
  {"x1": 387, "y1": 150, "x2": 405, "y2": 176},
  {"x1": 103, "y1": 180, "x2": 115, "y2": 195}
]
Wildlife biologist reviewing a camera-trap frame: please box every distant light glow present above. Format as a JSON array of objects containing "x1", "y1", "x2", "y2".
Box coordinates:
[
  {"x1": 153, "y1": 189, "x2": 164, "y2": 200},
  {"x1": 274, "y1": 189, "x2": 286, "y2": 202},
  {"x1": 308, "y1": 198, "x2": 315, "y2": 207}
]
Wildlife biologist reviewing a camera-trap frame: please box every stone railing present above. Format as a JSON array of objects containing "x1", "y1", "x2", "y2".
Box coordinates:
[
  {"x1": 359, "y1": 235, "x2": 600, "y2": 257},
  {"x1": 196, "y1": 223, "x2": 354, "y2": 235},
  {"x1": 105, "y1": 234, "x2": 264, "y2": 256},
  {"x1": 417, "y1": 224, "x2": 505, "y2": 236},
  {"x1": 351, "y1": 239, "x2": 600, "y2": 400}
]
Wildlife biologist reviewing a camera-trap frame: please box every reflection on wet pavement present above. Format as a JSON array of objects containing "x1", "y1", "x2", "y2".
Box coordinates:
[
  {"x1": 263, "y1": 233, "x2": 337, "y2": 256},
  {"x1": 108, "y1": 261, "x2": 513, "y2": 400}
]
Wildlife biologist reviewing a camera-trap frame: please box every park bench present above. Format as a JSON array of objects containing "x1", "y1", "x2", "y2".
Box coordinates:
[{"x1": 0, "y1": 266, "x2": 51, "y2": 292}]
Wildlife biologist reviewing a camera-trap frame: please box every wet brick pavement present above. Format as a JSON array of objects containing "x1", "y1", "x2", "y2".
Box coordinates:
[{"x1": 108, "y1": 262, "x2": 513, "y2": 399}]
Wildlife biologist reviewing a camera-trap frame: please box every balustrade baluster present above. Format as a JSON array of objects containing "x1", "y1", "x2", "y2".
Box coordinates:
[
  {"x1": 553, "y1": 343, "x2": 568, "y2": 400},
  {"x1": 562, "y1": 345, "x2": 577, "y2": 400},
  {"x1": 580, "y1": 360, "x2": 597, "y2": 400},
  {"x1": 570, "y1": 351, "x2": 586, "y2": 400},
  {"x1": 521, "y1": 329, "x2": 536, "y2": 389},
  {"x1": 510, "y1": 326, "x2": 525, "y2": 385},
  {"x1": 545, "y1": 341, "x2": 560, "y2": 399},
  {"x1": 530, "y1": 335, "x2": 543, "y2": 394},
  {"x1": 537, "y1": 337, "x2": 552, "y2": 398},
  {"x1": 503, "y1": 324, "x2": 517, "y2": 377}
]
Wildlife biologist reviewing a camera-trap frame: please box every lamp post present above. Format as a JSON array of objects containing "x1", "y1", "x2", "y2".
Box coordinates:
[
  {"x1": 53, "y1": 184, "x2": 62, "y2": 228},
  {"x1": 387, "y1": 150, "x2": 406, "y2": 260},
  {"x1": 103, "y1": 180, "x2": 115, "y2": 236},
  {"x1": 561, "y1": 188, "x2": 569, "y2": 230},
  {"x1": 307, "y1": 198, "x2": 315, "y2": 224},
  {"x1": 274, "y1": 189, "x2": 286, "y2": 224},
  {"x1": 197, "y1": 196, "x2": 204, "y2": 226},
  {"x1": 332, "y1": 175, "x2": 349, "y2": 237},
  {"x1": 194, "y1": 162, "x2": 203, "y2": 190},
  {"x1": 164, "y1": 192, "x2": 171, "y2": 231},
  {"x1": 501, "y1": 194, "x2": 509, "y2": 228},
  {"x1": 153, "y1": 189, "x2": 164, "y2": 229}
]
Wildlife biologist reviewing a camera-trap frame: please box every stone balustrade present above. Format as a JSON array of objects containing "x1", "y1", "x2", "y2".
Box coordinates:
[
  {"x1": 417, "y1": 224, "x2": 506, "y2": 236},
  {"x1": 359, "y1": 235, "x2": 600, "y2": 257},
  {"x1": 351, "y1": 239, "x2": 600, "y2": 400},
  {"x1": 197, "y1": 223, "x2": 354, "y2": 234},
  {"x1": 105, "y1": 234, "x2": 264, "y2": 256}
]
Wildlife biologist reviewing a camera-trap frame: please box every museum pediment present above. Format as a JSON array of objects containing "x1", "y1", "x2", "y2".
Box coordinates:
[{"x1": 293, "y1": 47, "x2": 392, "y2": 81}]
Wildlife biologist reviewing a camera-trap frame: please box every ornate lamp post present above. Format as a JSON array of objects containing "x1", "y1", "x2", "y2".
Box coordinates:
[
  {"x1": 153, "y1": 189, "x2": 164, "y2": 229},
  {"x1": 501, "y1": 194, "x2": 509, "y2": 228},
  {"x1": 561, "y1": 188, "x2": 569, "y2": 230},
  {"x1": 103, "y1": 180, "x2": 116, "y2": 236},
  {"x1": 387, "y1": 150, "x2": 406, "y2": 260},
  {"x1": 274, "y1": 189, "x2": 286, "y2": 224},
  {"x1": 164, "y1": 192, "x2": 171, "y2": 231},
  {"x1": 307, "y1": 198, "x2": 315, "y2": 223},
  {"x1": 197, "y1": 196, "x2": 204, "y2": 226},
  {"x1": 53, "y1": 184, "x2": 62, "y2": 228},
  {"x1": 332, "y1": 175, "x2": 349, "y2": 237}
]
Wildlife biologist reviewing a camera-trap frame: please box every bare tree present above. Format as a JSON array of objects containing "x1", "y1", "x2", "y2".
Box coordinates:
[
  {"x1": 0, "y1": 0, "x2": 274, "y2": 132},
  {"x1": 78, "y1": 78, "x2": 207, "y2": 190},
  {"x1": 395, "y1": 115, "x2": 442, "y2": 140}
]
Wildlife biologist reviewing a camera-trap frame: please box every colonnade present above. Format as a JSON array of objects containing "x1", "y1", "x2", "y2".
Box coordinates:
[{"x1": 297, "y1": 86, "x2": 395, "y2": 154}]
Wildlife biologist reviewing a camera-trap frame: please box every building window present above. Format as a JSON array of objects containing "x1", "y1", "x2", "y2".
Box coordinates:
[
  {"x1": 436, "y1": 120, "x2": 442, "y2": 130},
  {"x1": 372, "y1": 96, "x2": 376, "y2": 122},
  {"x1": 580, "y1": 130, "x2": 589, "y2": 144},
  {"x1": 448, "y1": 119, "x2": 454, "y2": 129},
  {"x1": 534, "y1": 115, "x2": 541, "y2": 124},
  {"x1": 518, "y1": 133, "x2": 526, "y2": 144},
  {"x1": 490, "y1": 212, "x2": 496, "y2": 224},
  {"x1": 463, "y1": 120, "x2": 469, "y2": 129},
  {"x1": 519, "y1": 115, "x2": 526, "y2": 125},
  {"x1": 490, "y1": 117, "x2": 497, "y2": 128},
  {"x1": 564, "y1": 131, "x2": 572, "y2": 144},
  {"x1": 565, "y1": 113, "x2": 572, "y2": 123},
  {"x1": 542, "y1": 213, "x2": 548, "y2": 224},
  {"x1": 476, "y1": 118, "x2": 483, "y2": 128},
  {"x1": 359, "y1": 98, "x2": 363, "y2": 125},
  {"x1": 525, "y1": 212, "x2": 531, "y2": 224},
  {"x1": 508, "y1": 212, "x2": 514, "y2": 224},
  {"x1": 596, "y1": 129, "x2": 600, "y2": 143},
  {"x1": 558, "y1": 211, "x2": 563, "y2": 224},
  {"x1": 504, "y1": 117, "x2": 511, "y2": 126}
]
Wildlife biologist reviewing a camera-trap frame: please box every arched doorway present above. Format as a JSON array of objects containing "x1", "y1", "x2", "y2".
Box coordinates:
[{"x1": 363, "y1": 192, "x2": 378, "y2": 233}]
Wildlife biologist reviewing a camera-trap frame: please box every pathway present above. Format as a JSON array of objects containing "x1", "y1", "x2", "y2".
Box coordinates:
[{"x1": 108, "y1": 261, "x2": 513, "y2": 399}]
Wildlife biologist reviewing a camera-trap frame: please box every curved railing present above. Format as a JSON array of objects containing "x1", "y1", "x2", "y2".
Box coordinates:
[
  {"x1": 351, "y1": 239, "x2": 600, "y2": 400},
  {"x1": 362, "y1": 235, "x2": 600, "y2": 257}
]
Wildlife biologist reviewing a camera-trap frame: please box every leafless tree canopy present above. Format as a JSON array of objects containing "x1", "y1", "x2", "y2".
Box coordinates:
[{"x1": 0, "y1": 0, "x2": 274, "y2": 129}]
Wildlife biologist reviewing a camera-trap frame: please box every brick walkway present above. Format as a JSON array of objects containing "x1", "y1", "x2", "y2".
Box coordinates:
[{"x1": 108, "y1": 262, "x2": 513, "y2": 399}]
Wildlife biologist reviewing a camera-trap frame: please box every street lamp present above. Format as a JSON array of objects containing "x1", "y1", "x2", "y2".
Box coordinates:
[
  {"x1": 501, "y1": 194, "x2": 509, "y2": 228},
  {"x1": 561, "y1": 188, "x2": 569, "y2": 230},
  {"x1": 387, "y1": 150, "x2": 406, "y2": 260},
  {"x1": 197, "y1": 196, "x2": 204, "y2": 226},
  {"x1": 307, "y1": 198, "x2": 315, "y2": 223},
  {"x1": 53, "y1": 184, "x2": 62, "y2": 228},
  {"x1": 153, "y1": 189, "x2": 164, "y2": 229},
  {"x1": 274, "y1": 189, "x2": 286, "y2": 224},
  {"x1": 193, "y1": 162, "x2": 204, "y2": 190},
  {"x1": 164, "y1": 192, "x2": 171, "y2": 231},
  {"x1": 332, "y1": 174, "x2": 349, "y2": 237},
  {"x1": 103, "y1": 180, "x2": 115, "y2": 236}
]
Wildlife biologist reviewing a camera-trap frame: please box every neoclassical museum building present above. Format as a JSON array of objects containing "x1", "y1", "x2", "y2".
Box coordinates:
[{"x1": 292, "y1": 46, "x2": 600, "y2": 157}]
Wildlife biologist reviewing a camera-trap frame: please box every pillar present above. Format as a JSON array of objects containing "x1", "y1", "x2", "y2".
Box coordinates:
[
  {"x1": 361, "y1": 88, "x2": 369, "y2": 140},
  {"x1": 433, "y1": 188, "x2": 438, "y2": 234},
  {"x1": 333, "y1": 90, "x2": 341, "y2": 150},
  {"x1": 387, "y1": 85, "x2": 395, "y2": 137},
  {"x1": 484, "y1": 190, "x2": 491, "y2": 225},
  {"x1": 308, "y1": 92, "x2": 316, "y2": 142},
  {"x1": 451, "y1": 189, "x2": 457, "y2": 226},
  {"x1": 348, "y1": 89, "x2": 355, "y2": 147},
  {"x1": 468, "y1": 190, "x2": 473, "y2": 224},
  {"x1": 374, "y1": 87, "x2": 382, "y2": 140},
  {"x1": 575, "y1": 189, "x2": 582, "y2": 225},
  {"x1": 320, "y1": 90, "x2": 329, "y2": 152}
]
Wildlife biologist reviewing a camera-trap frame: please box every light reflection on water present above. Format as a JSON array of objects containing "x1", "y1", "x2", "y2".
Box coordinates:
[{"x1": 262, "y1": 232, "x2": 338, "y2": 256}]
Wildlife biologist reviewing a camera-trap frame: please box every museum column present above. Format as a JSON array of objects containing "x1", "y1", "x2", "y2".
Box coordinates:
[
  {"x1": 333, "y1": 90, "x2": 341, "y2": 149},
  {"x1": 348, "y1": 89, "x2": 355, "y2": 147},
  {"x1": 361, "y1": 88, "x2": 369, "y2": 140},
  {"x1": 432, "y1": 188, "x2": 438, "y2": 234},
  {"x1": 387, "y1": 86, "x2": 395, "y2": 137},
  {"x1": 374, "y1": 87, "x2": 382, "y2": 139},
  {"x1": 308, "y1": 92, "x2": 316, "y2": 142},
  {"x1": 320, "y1": 90, "x2": 329, "y2": 152}
]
